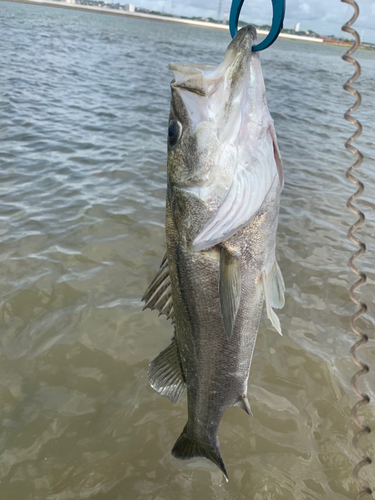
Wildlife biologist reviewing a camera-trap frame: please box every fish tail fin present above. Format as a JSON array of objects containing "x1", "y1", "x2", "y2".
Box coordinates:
[{"x1": 172, "y1": 425, "x2": 228, "y2": 480}]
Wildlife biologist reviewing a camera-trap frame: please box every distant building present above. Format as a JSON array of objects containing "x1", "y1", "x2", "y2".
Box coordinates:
[
  {"x1": 294, "y1": 22, "x2": 300, "y2": 32},
  {"x1": 124, "y1": 4, "x2": 135, "y2": 12}
]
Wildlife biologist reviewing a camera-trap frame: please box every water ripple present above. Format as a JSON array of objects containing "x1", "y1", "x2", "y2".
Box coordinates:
[{"x1": 0, "y1": 2, "x2": 374, "y2": 499}]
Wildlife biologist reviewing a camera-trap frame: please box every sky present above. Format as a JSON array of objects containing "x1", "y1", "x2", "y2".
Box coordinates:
[{"x1": 130, "y1": 0, "x2": 375, "y2": 43}]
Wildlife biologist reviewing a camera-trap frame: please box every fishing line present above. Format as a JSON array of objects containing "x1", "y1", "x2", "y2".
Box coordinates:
[{"x1": 341, "y1": 0, "x2": 372, "y2": 497}]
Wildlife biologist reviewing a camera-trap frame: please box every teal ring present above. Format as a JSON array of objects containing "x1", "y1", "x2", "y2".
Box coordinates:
[{"x1": 229, "y1": 0, "x2": 286, "y2": 52}]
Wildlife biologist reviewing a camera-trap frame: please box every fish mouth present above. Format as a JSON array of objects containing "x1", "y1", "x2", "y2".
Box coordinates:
[
  {"x1": 214, "y1": 24, "x2": 258, "y2": 90},
  {"x1": 226, "y1": 24, "x2": 257, "y2": 57},
  {"x1": 168, "y1": 24, "x2": 261, "y2": 139},
  {"x1": 169, "y1": 25, "x2": 258, "y2": 90}
]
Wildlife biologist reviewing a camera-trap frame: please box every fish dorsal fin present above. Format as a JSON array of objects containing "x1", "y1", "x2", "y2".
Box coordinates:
[
  {"x1": 219, "y1": 246, "x2": 241, "y2": 341},
  {"x1": 142, "y1": 255, "x2": 174, "y2": 321},
  {"x1": 262, "y1": 260, "x2": 285, "y2": 335},
  {"x1": 148, "y1": 337, "x2": 186, "y2": 404}
]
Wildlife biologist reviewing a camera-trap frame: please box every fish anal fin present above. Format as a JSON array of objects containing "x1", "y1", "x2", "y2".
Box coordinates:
[
  {"x1": 172, "y1": 425, "x2": 228, "y2": 480},
  {"x1": 219, "y1": 246, "x2": 241, "y2": 341},
  {"x1": 234, "y1": 395, "x2": 253, "y2": 416},
  {"x1": 262, "y1": 260, "x2": 285, "y2": 335},
  {"x1": 142, "y1": 254, "x2": 174, "y2": 321},
  {"x1": 148, "y1": 337, "x2": 185, "y2": 404}
]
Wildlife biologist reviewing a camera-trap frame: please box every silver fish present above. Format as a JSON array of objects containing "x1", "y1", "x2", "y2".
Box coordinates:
[{"x1": 142, "y1": 25, "x2": 285, "y2": 479}]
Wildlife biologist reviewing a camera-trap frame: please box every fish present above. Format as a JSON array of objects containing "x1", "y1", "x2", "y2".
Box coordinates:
[{"x1": 142, "y1": 25, "x2": 285, "y2": 480}]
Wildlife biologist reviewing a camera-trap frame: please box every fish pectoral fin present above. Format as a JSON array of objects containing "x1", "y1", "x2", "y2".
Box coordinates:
[
  {"x1": 142, "y1": 254, "x2": 174, "y2": 321},
  {"x1": 234, "y1": 395, "x2": 253, "y2": 416},
  {"x1": 267, "y1": 260, "x2": 285, "y2": 309},
  {"x1": 219, "y1": 246, "x2": 241, "y2": 341},
  {"x1": 262, "y1": 260, "x2": 285, "y2": 336},
  {"x1": 269, "y1": 123, "x2": 284, "y2": 189},
  {"x1": 172, "y1": 425, "x2": 228, "y2": 480},
  {"x1": 148, "y1": 337, "x2": 185, "y2": 404}
]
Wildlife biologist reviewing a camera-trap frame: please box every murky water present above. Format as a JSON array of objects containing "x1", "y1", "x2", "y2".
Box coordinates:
[{"x1": 1, "y1": 1, "x2": 374, "y2": 499}]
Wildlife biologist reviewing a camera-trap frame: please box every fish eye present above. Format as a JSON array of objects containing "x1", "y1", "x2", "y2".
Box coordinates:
[{"x1": 168, "y1": 120, "x2": 181, "y2": 148}]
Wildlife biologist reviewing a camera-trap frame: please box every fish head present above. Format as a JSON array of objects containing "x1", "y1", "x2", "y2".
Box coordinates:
[{"x1": 167, "y1": 25, "x2": 283, "y2": 249}]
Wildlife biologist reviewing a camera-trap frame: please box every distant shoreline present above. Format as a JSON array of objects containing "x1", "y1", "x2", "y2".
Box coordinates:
[
  {"x1": 5, "y1": 0, "x2": 230, "y2": 31},
  {"x1": 4, "y1": 0, "x2": 374, "y2": 49},
  {"x1": 4, "y1": 0, "x2": 325, "y2": 44}
]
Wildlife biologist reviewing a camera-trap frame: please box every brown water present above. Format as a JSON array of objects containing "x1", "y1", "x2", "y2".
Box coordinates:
[{"x1": 1, "y1": 1, "x2": 375, "y2": 499}]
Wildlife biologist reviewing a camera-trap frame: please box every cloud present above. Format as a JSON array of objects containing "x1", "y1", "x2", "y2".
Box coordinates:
[{"x1": 299, "y1": 2, "x2": 311, "y2": 15}]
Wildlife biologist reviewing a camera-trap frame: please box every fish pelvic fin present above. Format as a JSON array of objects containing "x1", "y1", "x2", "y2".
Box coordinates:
[
  {"x1": 172, "y1": 425, "x2": 228, "y2": 480},
  {"x1": 234, "y1": 395, "x2": 253, "y2": 416},
  {"x1": 219, "y1": 246, "x2": 241, "y2": 341},
  {"x1": 262, "y1": 260, "x2": 285, "y2": 335},
  {"x1": 148, "y1": 337, "x2": 185, "y2": 404},
  {"x1": 142, "y1": 254, "x2": 174, "y2": 321}
]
